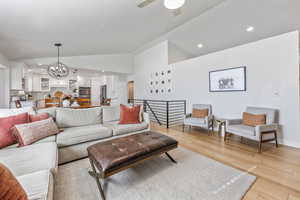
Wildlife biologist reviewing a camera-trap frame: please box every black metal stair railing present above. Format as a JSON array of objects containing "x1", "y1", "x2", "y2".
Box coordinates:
[{"x1": 129, "y1": 99, "x2": 186, "y2": 128}]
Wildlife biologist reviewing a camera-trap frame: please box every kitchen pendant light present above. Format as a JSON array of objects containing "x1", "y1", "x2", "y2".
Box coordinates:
[
  {"x1": 164, "y1": 0, "x2": 185, "y2": 10},
  {"x1": 48, "y1": 43, "x2": 69, "y2": 79}
]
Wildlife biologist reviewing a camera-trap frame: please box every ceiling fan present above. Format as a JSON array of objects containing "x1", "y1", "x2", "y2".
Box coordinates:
[{"x1": 137, "y1": 0, "x2": 186, "y2": 16}]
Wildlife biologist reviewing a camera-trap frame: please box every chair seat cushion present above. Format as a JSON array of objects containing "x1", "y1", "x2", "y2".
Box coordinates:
[
  {"x1": 184, "y1": 117, "x2": 206, "y2": 125},
  {"x1": 0, "y1": 142, "x2": 58, "y2": 176},
  {"x1": 56, "y1": 125, "x2": 112, "y2": 147},
  {"x1": 17, "y1": 170, "x2": 53, "y2": 200},
  {"x1": 104, "y1": 120, "x2": 149, "y2": 136},
  {"x1": 227, "y1": 124, "x2": 255, "y2": 136}
]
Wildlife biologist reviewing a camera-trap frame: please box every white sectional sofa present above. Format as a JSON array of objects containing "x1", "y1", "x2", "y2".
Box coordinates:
[{"x1": 0, "y1": 106, "x2": 150, "y2": 200}]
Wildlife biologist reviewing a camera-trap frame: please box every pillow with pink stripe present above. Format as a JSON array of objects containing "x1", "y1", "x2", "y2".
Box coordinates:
[
  {"x1": 0, "y1": 113, "x2": 29, "y2": 148},
  {"x1": 13, "y1": 118, "x2": 59, "y2": 146}
]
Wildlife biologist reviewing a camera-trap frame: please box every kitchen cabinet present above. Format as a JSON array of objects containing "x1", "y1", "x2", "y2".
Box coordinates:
[
  {"x1": 32, "y1": 75, "x2": 41, "y2": 91},
  {"x1": 40, "y1": 78, "x2": 50, "y2": 91},
  {"x1": 25, "y1": 74, "x2": 33, "y2": 91},
  {"x1": 30, "y1": 75, "x2": 50, "y2": 92},
  {"x1": 50, "y1": 79, "x2": 68, "y2": 88},
  {"x1": 78, "y1": 77, "x2": 91, "y2": 87},
  {"x1": 10, "y1": 62, "x2": 25, "y2": 90}
]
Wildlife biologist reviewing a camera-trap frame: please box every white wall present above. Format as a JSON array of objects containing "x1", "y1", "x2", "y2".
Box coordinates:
[
  {"x1": 168, "y1": 42, "x2": 193, "y2": 64},
  {"x1": 0, "y1": 53, "x2": 9, "y2": 68},
  {"x1": 0, "y1": 53, "x2": 10, "y2": 108},
  {"x1": 132, "y1": 31, "x2": 300, "y2": 148},
  {"x1": 130, "y1": 41, "x2": 169, "y2": 100},
  {"x1": 21, "y1": 54, "x2": 134, "y2": 74}
]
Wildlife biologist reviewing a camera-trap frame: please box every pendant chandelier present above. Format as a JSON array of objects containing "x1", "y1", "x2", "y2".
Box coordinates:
[{"x1": 48, "y1": 43, "x2": 69, "y2": 79}]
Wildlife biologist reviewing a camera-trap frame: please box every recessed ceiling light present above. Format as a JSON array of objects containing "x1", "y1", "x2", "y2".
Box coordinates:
[
  {"x1": 102, "y1": 70, "x2": 105, "y2": 72},
  {"x1": 246, "y1": 26, "x2": 254, "y2": 32},
  {"x1": 164, "y1": 0, "x2": 185, "y2": 10},
  {"x1": 197, "y1": 43, "x2": 204, "y2": 48}
]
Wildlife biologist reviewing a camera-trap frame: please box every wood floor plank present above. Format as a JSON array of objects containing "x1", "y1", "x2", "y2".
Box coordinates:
[{"x1": 151, "y1": 124, "x2": 300, "y2": 200}]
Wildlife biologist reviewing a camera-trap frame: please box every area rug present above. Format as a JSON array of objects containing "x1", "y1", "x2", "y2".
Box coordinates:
[{"x1": 54, "y1": 148, "x2": 256, "y2": 200}]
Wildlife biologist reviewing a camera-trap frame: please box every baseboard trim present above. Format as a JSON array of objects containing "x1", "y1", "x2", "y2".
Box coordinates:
[{"x1": 278, "y1": 139, "x2": 300, "y2": 148}]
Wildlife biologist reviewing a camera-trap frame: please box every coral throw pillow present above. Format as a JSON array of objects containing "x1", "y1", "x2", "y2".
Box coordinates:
[
  {"x1": 0, "y1": 113, "x2": 29, "y2": 149},
  {"x1": 0, "y1": 163, "x2": 28, "y2": 200},
  {"x1": 192, "y1": 109, "x2": 209, "y2": 118},
  {"x1": 119, "y1": 104, "x2": 141, "y2": 124},
  {"x1": 13, "y1": 118, "x2": 60, "y2": 147},
  {"x1": 242, "y1": 112, "x2": 266, "y2": 127},
  {"x1": 29, "y1": 113, "x2": 49, "y2": 122}
]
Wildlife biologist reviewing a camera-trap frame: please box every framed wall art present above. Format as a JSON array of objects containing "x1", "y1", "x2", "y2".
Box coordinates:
[{"x1": 209, "y1": 66, "x2": 246, "y2": 92}]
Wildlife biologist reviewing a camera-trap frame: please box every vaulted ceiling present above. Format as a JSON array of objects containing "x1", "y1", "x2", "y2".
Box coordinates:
[
  {"x1": 0, "y1": 0, "x2": 225, "y2": 59},
  {"x1": 0, "y1": 0, "x2": 299, "y2": 60}
]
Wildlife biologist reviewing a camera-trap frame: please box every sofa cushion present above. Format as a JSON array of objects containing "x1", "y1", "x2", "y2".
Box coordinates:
[
  {"x1": 56, "y1": 107, "x2": 102, "y2": 128},
  {"x1": 104, "y1": 120, "x2": 149, "y2": 136},
  {"x1": 0, "y1": 142, "x2": 58, "y2": 176},
  {"x1": 0, "y1": 107, "x2": 36, "y2": 118},
  {"x1": 56, "y1": 124, "x2": 112, "y2": 147},
  {"x1": 227, "y1": 124, "x2": 255, "y2": 136},
  {"x1": 37, "y1": 107, "x2": 57, "y2": 120},
  {"x1": 17, "y1": 170, "x2": 53, "y2": 200},
  {"x1": 102, "y1": 106, "x2": 120, "y2": 122}
]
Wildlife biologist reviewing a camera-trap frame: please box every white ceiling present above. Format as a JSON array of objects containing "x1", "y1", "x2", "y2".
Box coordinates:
[
  {"x1": 1, "y1": 0, "x2": 300, "y2": 60},
  {"x1": 155, "y1": 0, "x2": 300, "y2": 57},
  {"x1": 0, "y1": 0, "x2": 225, "y2": 60}
]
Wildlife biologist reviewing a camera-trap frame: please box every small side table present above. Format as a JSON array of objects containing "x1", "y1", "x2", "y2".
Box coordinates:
[{"x1": 215, "y1": 119, "x2": 226, "y2": 137}]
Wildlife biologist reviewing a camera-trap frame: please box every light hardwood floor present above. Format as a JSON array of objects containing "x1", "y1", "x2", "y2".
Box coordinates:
[{"x1": 151, "y1": 124, "x2": 300, "y2": 200}]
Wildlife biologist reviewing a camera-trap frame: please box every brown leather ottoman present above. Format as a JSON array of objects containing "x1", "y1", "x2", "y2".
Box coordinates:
[{"x1": 87, "y1": 131, "x2": 178, "y2": 200}]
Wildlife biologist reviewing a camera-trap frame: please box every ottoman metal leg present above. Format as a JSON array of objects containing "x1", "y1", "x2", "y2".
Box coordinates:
[
  {"x1": 165, "y1": 152, "x2": 177, "y2": 164},
  {"x1": 89, "y1": 158, "x2": 106, "y2": 200}
]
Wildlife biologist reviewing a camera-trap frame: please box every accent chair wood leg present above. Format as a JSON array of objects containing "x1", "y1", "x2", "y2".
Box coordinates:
[
  {"x1": 224, "y1": 132, "x2": 227, "y2": 142},
  {"x1": 258, "y1": 141, "x2": 262, "y2": 153},
  {"x1": 258, "y1": 133, "x2": 263, "y2": 153},
  {"x1": 182, "y1": 124, "x2": 185, "y2": 132},
  {"x1": 274, "y1": 131, "x2": 278, "y2": 148}
]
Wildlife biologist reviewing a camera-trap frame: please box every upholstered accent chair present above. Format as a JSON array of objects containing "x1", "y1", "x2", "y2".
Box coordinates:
[
  {"x1": 225, "y1": 106, "x2": 279, "y2": 152},
  {"x1": 183, "y1": 104, "x2": 214, "y2": 134}
]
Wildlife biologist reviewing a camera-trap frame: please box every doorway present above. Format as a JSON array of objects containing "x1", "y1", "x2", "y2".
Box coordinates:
[
  {"x1": 100, "y1": 85, "x2": 107, "y2": 104},
  {"x1": 128, "y1": 81, "x2": 134, "y2": 103}
]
